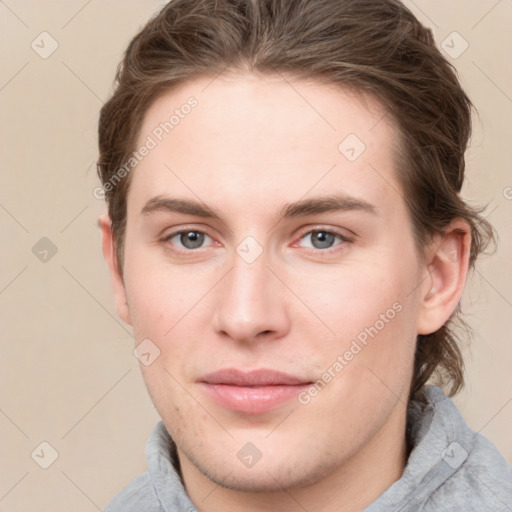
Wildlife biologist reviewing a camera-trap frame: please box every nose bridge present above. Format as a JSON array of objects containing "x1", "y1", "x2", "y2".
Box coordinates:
[
  {"x1": 231, "y1": 252, "x2": 269, "y2": 307},
  {"x1": 213, "y1": 246, "x2": 289, "y2": 342}
]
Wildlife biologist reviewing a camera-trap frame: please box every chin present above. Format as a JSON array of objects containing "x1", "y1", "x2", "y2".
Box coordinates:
[{"x1": 181, "y1": 442, "x2": 336, "y2": 493}]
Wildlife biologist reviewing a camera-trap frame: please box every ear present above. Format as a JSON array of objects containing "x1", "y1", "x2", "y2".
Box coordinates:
[
  {"x1": 99, "y1": 214, "x2": 132, "y2": 326},
  {"x1": 416, "y1": 219, "x2": 471, "y2": 335}
]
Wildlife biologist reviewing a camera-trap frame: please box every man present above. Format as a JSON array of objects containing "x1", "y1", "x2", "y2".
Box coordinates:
[{"x1": 97, "y1": 0, "x2": 512, "y2": 510}]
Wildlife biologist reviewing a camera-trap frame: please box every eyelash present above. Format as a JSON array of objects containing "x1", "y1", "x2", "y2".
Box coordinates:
[
  {"x1": 162, "y1": 226, "x2": 353, "y2": 256},
  {"x1": 293, "y1": 227, "x2": 352, "y2": 254},
  {"x1": 162, "y1": 229, "x2": 215, "y2": 254}
]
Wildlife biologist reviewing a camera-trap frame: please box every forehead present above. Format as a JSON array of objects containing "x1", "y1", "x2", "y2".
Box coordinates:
[{"x1": 129, "y1": 73, "x2": 401, "y2": 215}]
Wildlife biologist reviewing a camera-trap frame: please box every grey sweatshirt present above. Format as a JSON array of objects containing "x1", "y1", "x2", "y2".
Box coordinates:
[{"x1": 105, "y1": 386, "x2": 512, "y2": 511}]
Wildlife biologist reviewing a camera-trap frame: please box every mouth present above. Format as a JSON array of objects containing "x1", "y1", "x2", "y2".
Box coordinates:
[{"x1": 198, "y1": 368, "x2": 313, "y2": 414}]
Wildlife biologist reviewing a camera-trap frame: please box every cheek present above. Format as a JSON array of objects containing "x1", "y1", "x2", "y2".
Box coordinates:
[
  {"x1": 294, "y1": 251, "x2": 420, "y2": 392},
  {"x1": 298, "y1": 258, "x2": 414, "y2": 336},
  {"x1": 122, "y1": 249, "x2": 215, "y2": 382},
  {"x1": 123, "y1": 244, "x2": 202, "y2": 338}
]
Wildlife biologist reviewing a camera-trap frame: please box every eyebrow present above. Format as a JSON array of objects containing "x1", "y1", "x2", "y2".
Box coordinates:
[
  {"x1": 279, "y1": 194, "x2": 376, "y2": 220},
  {"x1": 141, "y1": 197, "x2": 221, "y2": 219},
  {"x1": 140, "y1": 193, "x2": 376, "y2": 221}
]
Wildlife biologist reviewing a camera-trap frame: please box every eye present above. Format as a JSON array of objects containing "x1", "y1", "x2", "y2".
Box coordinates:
[
  {"x1": 165, "y1": 230, "x2": 212, "y2": 250},
  {"x1": 298, "y1": 230, "x2": 348, "y2": 250}
]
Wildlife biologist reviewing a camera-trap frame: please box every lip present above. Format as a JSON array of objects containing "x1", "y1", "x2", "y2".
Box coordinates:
[{"x1": 198, "y1": 369, "x2": 312, "y2": 414}]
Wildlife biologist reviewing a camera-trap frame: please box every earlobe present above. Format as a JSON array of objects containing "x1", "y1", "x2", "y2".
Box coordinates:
[
  {"x1": 99, "y1": 214, "x2": 132, "y2": 326},
  {"x1": 417, "y1": 220, "x2": 471, "y2": 335}
]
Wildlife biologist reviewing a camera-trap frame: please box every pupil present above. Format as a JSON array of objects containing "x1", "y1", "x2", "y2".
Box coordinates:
[
  {"x1": 181, "y1": 231, "x2": 204, "y2": 249},
  {"x1": 312, "y1": 231, "x2": 334, "y2": 249}
]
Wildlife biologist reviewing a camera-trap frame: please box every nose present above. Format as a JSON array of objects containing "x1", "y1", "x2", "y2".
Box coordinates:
[{"x1": 212, "y1": 249, "x2": 291, "y2": 344}]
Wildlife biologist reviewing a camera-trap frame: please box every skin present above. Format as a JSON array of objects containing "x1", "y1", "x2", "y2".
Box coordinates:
[{"x1": 101, "y1": 72, "x2": 470, "y2": 512}]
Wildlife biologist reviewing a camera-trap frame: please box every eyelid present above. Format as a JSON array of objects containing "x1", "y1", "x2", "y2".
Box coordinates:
[
  {"x1": 293, "y1": 225, "x2": 355, "y2": 242},
  {"x1": 161, "y1": 223, "x2": 213, "y2": 239},
  {"x1": 290, "y1": 226, "x2": 354, "y2": 255},
  {"x1": 163, "y1": 227, "x2": 207, "y2": 240},
  {"x1": 161, "y1": 226, "x2": 218, "y2": 252},
  {"x1": 159, "y1": 224, "x2": 354, "y2": 255}
]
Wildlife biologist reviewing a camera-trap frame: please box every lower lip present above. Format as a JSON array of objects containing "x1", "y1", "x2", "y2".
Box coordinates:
[{"x1": 200, "y1": 383, "x2": 310, "y2": 414}]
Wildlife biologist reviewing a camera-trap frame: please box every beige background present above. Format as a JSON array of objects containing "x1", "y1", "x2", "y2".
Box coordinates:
[{"x1": 0, "y1": 1, "x2": 511, "y2": 510}]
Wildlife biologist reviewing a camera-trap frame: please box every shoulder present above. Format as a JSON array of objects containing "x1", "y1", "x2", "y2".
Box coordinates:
[
  {"x1": 104, "y1": 472, "x2": 163, "y2": 512},
  {"x1": 371, "y1": 387, "x2": 512, "y2": 511},
  {"x1": 427, "y1": 434, "x2": 512, "y2": 511},
  {"x1": 422, "y1": 387, "x2": 512, "y2": 510}
]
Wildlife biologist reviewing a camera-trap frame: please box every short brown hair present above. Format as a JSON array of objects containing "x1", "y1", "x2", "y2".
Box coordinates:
[{"x1": 97, "y1": 0, "x2": 494, "y2": 398}]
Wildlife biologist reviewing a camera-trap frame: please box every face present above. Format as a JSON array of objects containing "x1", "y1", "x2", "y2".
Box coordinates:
[{"x1": 107, "y1": 73, "x2": 434, "y2": 493}]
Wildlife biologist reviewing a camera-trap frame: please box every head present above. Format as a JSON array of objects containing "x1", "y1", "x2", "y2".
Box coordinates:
[{"x1": 97, "y1": 0, "x2": 494, "y2": 497}]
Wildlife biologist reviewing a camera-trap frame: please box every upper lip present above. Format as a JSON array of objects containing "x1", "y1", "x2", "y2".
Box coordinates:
[{"x1": 199, "y1": 369, "x2": 311, "y2": 386}]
